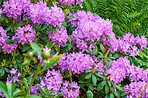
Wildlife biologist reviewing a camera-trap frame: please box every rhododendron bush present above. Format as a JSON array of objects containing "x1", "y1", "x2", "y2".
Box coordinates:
[{"x1": 0, "y1": 0, "x2": 148, "y2": 98}]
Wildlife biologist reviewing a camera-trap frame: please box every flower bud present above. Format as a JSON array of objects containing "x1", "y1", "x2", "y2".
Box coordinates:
[
  {"x1": 41, "y1": 50, "x2": 50, "y2": 60},
  {"x1": 27, "y1": 52, "x2": 34, "y2": 58}
]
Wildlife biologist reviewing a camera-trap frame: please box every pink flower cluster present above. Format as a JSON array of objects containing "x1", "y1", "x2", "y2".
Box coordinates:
[
  {"x1": 0, "y1": 9, "x2": 3, "y2": 18},
  {"x1": 29, "y1": 1, "x2": 64, "y2": 27},
  {"x1": 2, "y1": 0, "x2": 32, "y2": 19},
  {"x1": 58, "y1": 52, "x2": 94, "y2": 74},
  {"x1": 36, "y1": 69, "x2": 63, "y2": 95},
  {"x1": 116, "y1": 33, "x2": 147, "y2": 56},
  {"x1": 124, "y1": 81, "x2": 148, "y2": 98},
  {"x1": 7, "y1": 68, "x2": 22, "y2": 83},
  {"x1": 61, "y1": 81, "x2": 80, "y2": 98},
  {"x1": 68, "y1": 11, "x2": 147, "y2": 55},
  {"x1": 106, "y1": 57, "x2": 148, "y2": 84},
  {"x1": 58, "y1": 0, "x2": 84, "y2": 6},
  {"x1": 12, "y1": 25, "x2": 35, "y2": 45},
  {"x1": 49, "y1": 28, "x2": 68, "y2": 47},
  {"x1": 68, "y1": 10, "x2": 117, "y2": 52},
  {"x1": 0, "y1": 27, "x2": 18, "y2": 53},
  {"x1": 2, "y1": 0, "x2": 65, "y2": 27}
]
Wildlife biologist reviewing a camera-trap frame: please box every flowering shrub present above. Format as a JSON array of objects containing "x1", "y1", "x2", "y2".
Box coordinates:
[{"x1": 0, "y1": 0, "x2": 147, "y2": 98}]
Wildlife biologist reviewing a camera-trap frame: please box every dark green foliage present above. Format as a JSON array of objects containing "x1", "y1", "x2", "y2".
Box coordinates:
[{"x1": 82, "y1": 0, "x2": 148, "y2": 38}]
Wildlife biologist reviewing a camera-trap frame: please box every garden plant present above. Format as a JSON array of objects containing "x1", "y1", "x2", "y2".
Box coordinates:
[{"x1": 0, "y1": 0, "x2": 148, "y2": 98}]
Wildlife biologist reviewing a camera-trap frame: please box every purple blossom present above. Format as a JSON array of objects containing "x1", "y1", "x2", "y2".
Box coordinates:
[
  {"x1": 10, "y1": 68, "x2": 17, "y2": 75},
  {"x1": 58, "y1": 0, "x2": 75, "y2": 6},
  {"x1": 0, "y1": 90, "x2": 5, "y2": 98},
  {"x1": 0, "y1": 9, "x2": 3, "y2": 18},
  {"x1": 2, "y1": 43, "x2": 18, "y2": 54},
  {"x1": 0, "y1": 27, "x2": 9, "y2": 46},
  {"x1": 58, "y1": 0, "x2": 84, "y2": 6},
  {"x1": 30, "y1": 86, "x2": 40, "y2": 95},
  {"x1": 36, "y1": 69, "x2": 63, "y2": 95},
  {"x1": 61, "y1": 81, "x2": 80, "y2": 98},
  {"x1": 12, "y1": 25, "x2": 36, "y2": 45},
  {"x1": 58, "y1": 52, "x2": 94, "y2": 74},
  {"x1": 124, "y1": 81, "x2": 148, "y2": 98},
  {"x1": 29, "y1": 1, "x2": 64, "y2": 27},
  {"x1": 2, "y1": 0, "x2": 32, "y2": 19},
  {"x1": 49, "y1": 28, "x2": 68, "y2": 47},
  {"x1": 7, "y1": 68, "x2": 22, "y2": 83}
]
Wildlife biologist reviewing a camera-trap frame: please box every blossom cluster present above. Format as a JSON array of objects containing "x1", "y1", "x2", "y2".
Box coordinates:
[
  {"x1": 0, "y1": 90, "x2": 4, "y2": 98},
  {"x1": 7, "y1": 68, "x2": 22, "y2": 83},
  {"x1": 116, "y1": 33, "x2": 147, "y2": 56},
  {"x1": 124, "y1": 81, "x2": 148, "y2": 98},
  {"x1": 106, "y1": 57, "x2": 148, "y2": 84},
  {"x1": 49, "y1": 28, "x2": 68, "y2": 47},
  {"x1": 2, "y1": 0, "x2": 65, "y2": 27},
  {"x1": 35, "y1": 69, "x2": 63, "y2": 95},
  {"x1": 68, "y1": 11, "x2": 147, "y2": 55},
  {"x1": 68, "y1": 10, "x2": 118, "y2": 52},
  {"x1": 29, "y1": 1, "x2": 64, "y2": 27},
  {"x1": 60, "y1": 81, "x2": 80, "y2": 98},
  {"x1": 58, "y1": 52, "x2": 94, "y2": 74},
  {"x1": 58, "y1": 0, "x2": 84, "y2": 6},
  {"x1": 12, "y1": 25, "x2": 36, "y2": 45},
  {"x1": 0, "y1": 8, "x2": 3, "y2": 18},
  {"x1": 2, "y1": 0, "x2": 32, "y2": 19},
  {"x1": 0, "y1": 27, "x2": 18, "y2": 53}
]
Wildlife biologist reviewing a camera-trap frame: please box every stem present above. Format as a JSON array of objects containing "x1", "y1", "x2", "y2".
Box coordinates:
[
  {"x1": 24, "y1": 61, "x2": 43, "y2": 97},
  {"x1": 69, "y1": 70, "x2": 72, "y2": 83}
]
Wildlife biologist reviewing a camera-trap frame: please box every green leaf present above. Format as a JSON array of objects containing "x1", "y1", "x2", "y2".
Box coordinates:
[
  {"x1": 67, "y1": 16, "x2": 76, "y2": 18},
  {"x1": 93, "y1": 46, "x2": 98, "y2": 55},
  {"x1": 6, "y1": 82, "x2": 12, "y2": 97},
  {"x1": 87, "y1": 91, "x2": 93, "y2": 98},
  {"x1": 26, "y1": 95, "x2": 41, "y2": 98},
  {"x1": 110, "y1": 93, "x2": 115, "y2": 98},
  {"x1": 108, "y1": 81, "x2": 111, "y2": 87},
  {"x1": 22, "y1": 46, "x2": 30, "y2": 52},
  {"x1": 97, "y1": 82, "x2": 104, "y2": 91},
  {"x1": 113, "y1": 54, "x2": 119, "y2": 58},
  {"x1": 68, "y1": 44, "x2": 72, "y2": 50},
  {"x1": 30, "y1": 42, "x2": 42, "y2": 53},
  {"x1": 0, "y1": 81, "x2": 9, "y2": 98},
  {"x1": 105, "y1": 84, "x2": 109, "y2": 94},
  {"x1": 41, "y1": 54, "x2": 63, "y2": 72},
  {"x1": 100, "y1": 44, "x2": 105, "y2": 54},
  {"x1": 0, "y1": 69, "x2": 5, "y2": 76},
  {"x1": 106, "y1": 61, "x2": 110, "y2": 69},
  {"x1": 95, "y1": 73, "x2": 104, "y2": 78},
  {"x1": 85, "y1": 69, "x2": 91, "y2": 73},
  {"x1": 13, "y1": 89, "x2": 21, "y2": 97},
  {"x1": 85, "y1": 73, "x2": 92, "y2": 79},
  {"x1": 92, "y1": 74, "x2": 97, "y2": 86},
  {"x1": 101, "y1": 81, "x2": 106, "y2": 86},
  {"x1": 114, "y1": 84, "x2": 123, "y2": 91}
]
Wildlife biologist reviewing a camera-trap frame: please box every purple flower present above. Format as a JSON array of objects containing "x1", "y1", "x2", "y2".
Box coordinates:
[
  {"x1": 49, "y1": 28, "x2": 68, "y2": 47},
  {"x1": 0, "y1": 90, "x2": 4, "y2": 98},
  {"x1": 2, "y1": 0, "x2": 32, "y2": 19},
  {"x1": 0, "y1": 9, "x2": 3, "y2": 18},
  {"x1": 2, "y1": 43, "x2": 18, "y2": 54},
  {"x1": 30, "y1": 86, "x2": 40, "y2": 95},
  {"x1": 12, "y1": 25, "x2": 36, "y2": 45},
  {"x1": 29, "y1": 1, "x2": 64, "y2": 27},
  {"x1": 7, "y1": 68, "x2": 21, "y2": 83},
  {"x1": 124, "y1": 81, "x2": 148, "y2": 98},
  {"x1": 10, "y1": 68, "x2": 17, "y2": 75},
  {"x1": 58, "y1": 52, "x2": 94, "y2": 74},
  {"x1": 0, "y1": 27, "x2": 9, "y2": 46},
  {"x1": 61, "y1": 81, "x2": 80, "y2": 98},
  {"x1": 37, "y1": 69, "x2": 63, "y2": 95}
]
